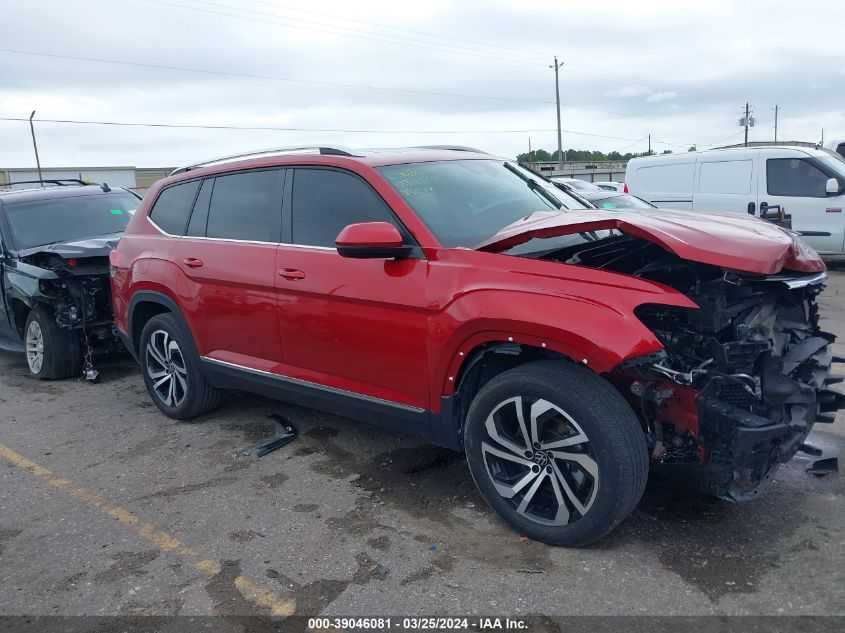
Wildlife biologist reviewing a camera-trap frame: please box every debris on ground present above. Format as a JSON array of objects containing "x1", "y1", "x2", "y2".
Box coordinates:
[
  {"x1": 265, "y1": 569, "x2": 279, "y2": 578},
  {"x1": 232, "y1": 413, "x2": 298, "y2": 458},
  {"x1": 807, "y1": 457, "x2": 839, "y2": 477}
]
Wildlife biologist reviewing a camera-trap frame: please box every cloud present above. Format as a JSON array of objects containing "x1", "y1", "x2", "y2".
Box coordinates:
[
  {"x1": 646, "y1": 91, "x2": 679, "y2": 103},
  {"x1": 605, "y1": 85, "x2": 651, "y2": 99},
  {"x1": 1, "y1": 0, "x2": 844, "y2": 165}
]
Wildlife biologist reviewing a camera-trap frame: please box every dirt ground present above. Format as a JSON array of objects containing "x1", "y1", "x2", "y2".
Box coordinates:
[{"x1": 1, "y1": 271, "x2": 844, "y2": 621}]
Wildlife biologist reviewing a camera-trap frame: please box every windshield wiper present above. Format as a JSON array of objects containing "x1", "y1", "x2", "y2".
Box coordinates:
[{"x1": 503, "y1": 162, "x2": 563, "y2": 209}]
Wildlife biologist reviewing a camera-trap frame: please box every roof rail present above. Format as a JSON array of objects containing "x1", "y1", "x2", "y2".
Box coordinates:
[
  {"x1": 170, "y1": 146, "x2": 361, "y2": 176},
  {"x1": 0, "y1": 179, "x2": 88, "y2": 189},
  {"x1": 413, "y1": 145, "x2": 487, "y2": 153}
]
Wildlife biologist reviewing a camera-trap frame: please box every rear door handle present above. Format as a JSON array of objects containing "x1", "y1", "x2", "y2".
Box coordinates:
[
  {"x1": 183, "y1": 257, "x2": 204, "y2": 268},
  {"x1": 279, "y1": 268, "x2": 306, "y2": 281}
]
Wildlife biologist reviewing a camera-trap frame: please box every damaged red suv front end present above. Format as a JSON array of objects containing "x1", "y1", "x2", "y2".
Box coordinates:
[{"x1": 483, "y1": 208, "x2": 841, "y2": 500}]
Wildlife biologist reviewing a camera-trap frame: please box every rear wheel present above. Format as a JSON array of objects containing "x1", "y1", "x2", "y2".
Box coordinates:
[
  {"x1": 24, "y1": 307, "x2": 82, "y2": 380},
  {"x1": 464, "y1": 360, "x2": 648, "y2": 547},
  {"x1": 140, "y1": 313, "x2": 222, "y2": 420}
]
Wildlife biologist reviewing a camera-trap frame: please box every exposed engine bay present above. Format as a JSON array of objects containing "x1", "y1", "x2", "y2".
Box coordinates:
[
  {"x1": 542, "y1": 233, "x2": 844, "y2": 500},
  {"x1": 17, "y1": 250, "x2": 121, "y2": 373}
]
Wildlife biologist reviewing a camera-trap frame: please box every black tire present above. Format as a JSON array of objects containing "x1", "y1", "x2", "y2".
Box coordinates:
[
  {"x1": 139, "y1": 312, "x2": 222, "y2": 420},
  {"x1": 24, "y1": 307, "x2": 82, "y2": 380},
  {"x1": 464, "y1": 359, "x2": 648, "y2": 547}
]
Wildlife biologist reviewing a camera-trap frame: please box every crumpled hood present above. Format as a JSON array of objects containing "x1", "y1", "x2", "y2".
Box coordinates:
[
  {"x1": 18, "y1": 234, "x2": 121, "y2": 259},
  {"x1": 477, "y1": 209, "x2": 826, "y2": 275}
]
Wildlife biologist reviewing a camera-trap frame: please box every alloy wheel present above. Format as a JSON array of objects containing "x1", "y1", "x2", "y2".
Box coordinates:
[
  {"x1": 25, "y1": 320, "x2": 44, "y2": 375},
  {"x1": 146, "y1": 329, "x2": 188, "y2": 407},
  {"x1": 481, "y1": 396, "x2": 599, "y2": 526}
]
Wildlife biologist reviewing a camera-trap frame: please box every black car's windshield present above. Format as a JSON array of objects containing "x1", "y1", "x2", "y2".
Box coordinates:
[
  {"x1": 4, "y1": 192, "x2": 139, "y2": 250},
  {"x1": 378, "y1": 159, "x2": 588, "y2": 247}
]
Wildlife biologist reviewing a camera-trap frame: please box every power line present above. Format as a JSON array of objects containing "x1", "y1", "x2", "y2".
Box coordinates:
[
  {"x1": 176, "y1": 0, "x2": 545, "y2": 64},
  {"x1": 0, "y1": 115, "x2": 660, "y2": 142},
  {"x1": 0, "y1": 48, "x2": 551, "y2": 105},
  {"x1": 204, "y1": 0, "x2": 698, "y2": 98},
  {"x1": 1, "y1": 48, "x2": 699, "y2": 121},
  {"x1": 146, "y1": 0, "x2": 546, "y2": 67}
]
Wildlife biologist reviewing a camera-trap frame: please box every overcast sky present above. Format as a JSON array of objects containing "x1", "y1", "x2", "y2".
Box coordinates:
[{"x1": 1, "y1": 0, "x2": 843, "y2": 168}]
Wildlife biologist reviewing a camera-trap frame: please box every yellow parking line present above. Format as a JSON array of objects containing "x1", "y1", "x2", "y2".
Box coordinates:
[{"x1": 0, "y1": 442, "x2": 296, "y2": 617}]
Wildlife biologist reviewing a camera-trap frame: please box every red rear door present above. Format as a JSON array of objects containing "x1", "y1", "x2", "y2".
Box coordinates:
[{"x1": 173, "y1": 169, "x2": 285, "y2": 369}]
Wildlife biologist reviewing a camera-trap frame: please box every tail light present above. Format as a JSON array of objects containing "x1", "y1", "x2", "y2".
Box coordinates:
[{"x1": 623, "y1": 182, "x2": 629, "y2": 193}]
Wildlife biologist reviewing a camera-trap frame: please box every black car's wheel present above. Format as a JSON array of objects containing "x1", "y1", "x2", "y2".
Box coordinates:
[
  {"x1": 139, "y1": 313, "x2": 222, "y2": 420},
  {"x1": 464, "y1": 360, "x2": 648, "y2": 547},
  {"x1": 24, "y1": 307, "x2": 82, "y2": 380}
]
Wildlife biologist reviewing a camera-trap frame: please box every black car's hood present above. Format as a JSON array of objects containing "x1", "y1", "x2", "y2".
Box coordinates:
[{"x1": 18, "y1": 234, "x2": 121, "y2": 259}]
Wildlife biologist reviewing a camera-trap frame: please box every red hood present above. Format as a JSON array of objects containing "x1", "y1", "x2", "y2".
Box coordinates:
[{"x1": 476, "y1": 209, "x2": 826, "y2": 275}]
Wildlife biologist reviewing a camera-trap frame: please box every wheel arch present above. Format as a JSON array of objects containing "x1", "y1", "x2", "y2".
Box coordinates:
[
  {"x1": 128, "y1": 291, "x2": 192, "y2": 357},
  {"x1": 430, "y1": 325, "x2": 660, "y2": 450},
  {"x1": 431, "y1": 336, "x2": 593, "y2": 450}
]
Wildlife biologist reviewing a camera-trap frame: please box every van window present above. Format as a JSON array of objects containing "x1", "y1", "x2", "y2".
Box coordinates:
[
  {"x1": 635, "y1": 162, "x2": 695, "y2": 194},
  {"x1": 206, "y1": 170, "x2": 283, "y2": 242},
  {"x1": 698, "y1": 160, "x2": 752, "y2": 194},
  {"x1": 767, "y1": 159, "x2": 828, "y2": 197},
  {"x1": 291, "y1": 168, "x2": 402, "y2": 247},
  {"x1": 149, "y1": 180, "x2": 200, "y2": 235}
]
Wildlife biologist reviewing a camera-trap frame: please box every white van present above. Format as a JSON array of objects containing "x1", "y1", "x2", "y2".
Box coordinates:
[{"x1": 625, "y1": 145, "x2": 845, "y2": 258}]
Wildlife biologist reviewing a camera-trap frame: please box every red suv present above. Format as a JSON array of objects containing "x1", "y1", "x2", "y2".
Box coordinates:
[{"x1": 110, "y1": 146, "x2": 842, "y2": 546}]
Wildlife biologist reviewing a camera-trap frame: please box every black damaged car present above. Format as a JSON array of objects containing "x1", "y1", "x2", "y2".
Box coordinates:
[{"x1": 0, "y1": 180, "x2": 140, "y2": 379}]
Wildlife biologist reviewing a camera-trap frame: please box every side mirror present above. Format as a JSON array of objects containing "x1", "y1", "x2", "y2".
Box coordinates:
[
  {"x1": 825, "y1": 177, "x2": 841, "y2": 196},
  {"x1": 336, "y1": 222, "x2": 413, "y2": 259}
]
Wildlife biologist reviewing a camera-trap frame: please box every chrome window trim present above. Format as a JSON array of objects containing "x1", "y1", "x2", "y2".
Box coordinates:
[{"x1": 201, "y1": 356, "x2": 426, "y2": 413}]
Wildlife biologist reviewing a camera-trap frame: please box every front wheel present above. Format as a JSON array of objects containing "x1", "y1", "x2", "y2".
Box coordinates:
[
  {"x1": 464, "y1": 360, "x2": 648, "y2": 547},
  {"x1": 24, "y1": 307, "x2": 82, "y2": 380}
]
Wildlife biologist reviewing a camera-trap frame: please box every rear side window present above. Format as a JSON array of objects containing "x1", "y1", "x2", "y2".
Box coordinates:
[
  {"x1": 206, "y1": 170, "x2": 283, "y2": 242},
  {"x1": 767, "y1": 158, "x2": 828, "y2": 197},
  {"x1": 186, "y1": 179, "x2": 213, "y2": 237},
  {"x1": 149, "y1": 180, "x2": 200, "y2": 235},
  {"x1": 291, "y1": 168, "x2": 402, "y2": 247},
  {"x1": 698, "y1": 160, "x2": 752, "y2": 194}
]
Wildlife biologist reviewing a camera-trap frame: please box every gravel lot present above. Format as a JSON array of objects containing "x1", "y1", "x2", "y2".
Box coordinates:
[{"x1": 1, "y1": 271, "x2": 844, "y2": 621}]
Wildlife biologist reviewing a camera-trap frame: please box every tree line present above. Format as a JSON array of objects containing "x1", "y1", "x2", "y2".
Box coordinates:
[{"x1": 517, "y1": 148, "x2": 674, "y2": 162}]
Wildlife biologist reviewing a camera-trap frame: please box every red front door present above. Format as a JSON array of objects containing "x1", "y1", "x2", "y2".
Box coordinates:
[{"x1": 273, "y1": 167, "x2": 430, "y2": 410}]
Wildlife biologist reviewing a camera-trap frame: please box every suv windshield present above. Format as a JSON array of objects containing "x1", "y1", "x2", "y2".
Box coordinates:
[
  {"x1": 4, "y1": 191, "x2": 139, "y2": 250},
  {"x1": 378, "y1": 159, "x2": 587, "y2": 247}
]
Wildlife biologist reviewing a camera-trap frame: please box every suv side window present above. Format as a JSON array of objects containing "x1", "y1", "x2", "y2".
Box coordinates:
[
  {"x1": 206, "y1": 170, "x2": 283, "y2": 242},
  {"x1": 186, "y1": 179, "x2": 213, "y2": 237},
  {"x1": 767, "y1": 158, "x2": 828, "y2": 197},
  {"x1": 149, "y1": 180, "x2": 201, "y2": 235},
  {"x1": 291, "y1": 168, "x2": 404, "y2": 247}
]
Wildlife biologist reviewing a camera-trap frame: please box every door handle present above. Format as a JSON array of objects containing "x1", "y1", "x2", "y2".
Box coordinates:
[
  {"x1": 747, "y1": 202, "x2": 756, "y2": 215},
  {"x1": 278, "y1": 268, "x2": 306, "y2": 281},
  {"x1": 183, "y1": 257, "x2": 204, "y2": 268}
]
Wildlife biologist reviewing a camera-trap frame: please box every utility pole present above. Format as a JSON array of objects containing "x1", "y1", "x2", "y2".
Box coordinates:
[
  {"x1": 648, "y1": 134, "x2": 652, "y2": 155},
  {"x1": 550, "y1": 56, "x2": 564, "y2": 171},
  {"x1": 773, "y1": 105, "x2": 779, "y2": 142},
  {"x1": 29, "y1": 110, "x2": 43, "y2": 183},
  {"x1": 739, "y1": 102, "x2": 754, "y2": 147},
  {"x1": 744, "y1": 102, "x2": 750, "y2": 146}
]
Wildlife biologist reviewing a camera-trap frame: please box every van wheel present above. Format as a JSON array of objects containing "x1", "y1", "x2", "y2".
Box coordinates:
[
  {"x1": 24, "y1": 307, "x2": 82, "y2": 380},
  {"x1": 140, "y1": 313, "x2": 222, "y2": 420},
  {"x1": 464, "y1": 360, "x2": 648, "y2": 547}
]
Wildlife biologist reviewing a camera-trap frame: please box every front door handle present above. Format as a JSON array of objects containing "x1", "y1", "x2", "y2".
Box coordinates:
[
  {"x1": 183, "y1": 257, "x2": 204, "y2": 268},
  {"x1": 747, "y1": 201, "x2": 756, "y2": 215},
  {"x1": 278, "y1": 268, "x2": 306, "y2": 281}
]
